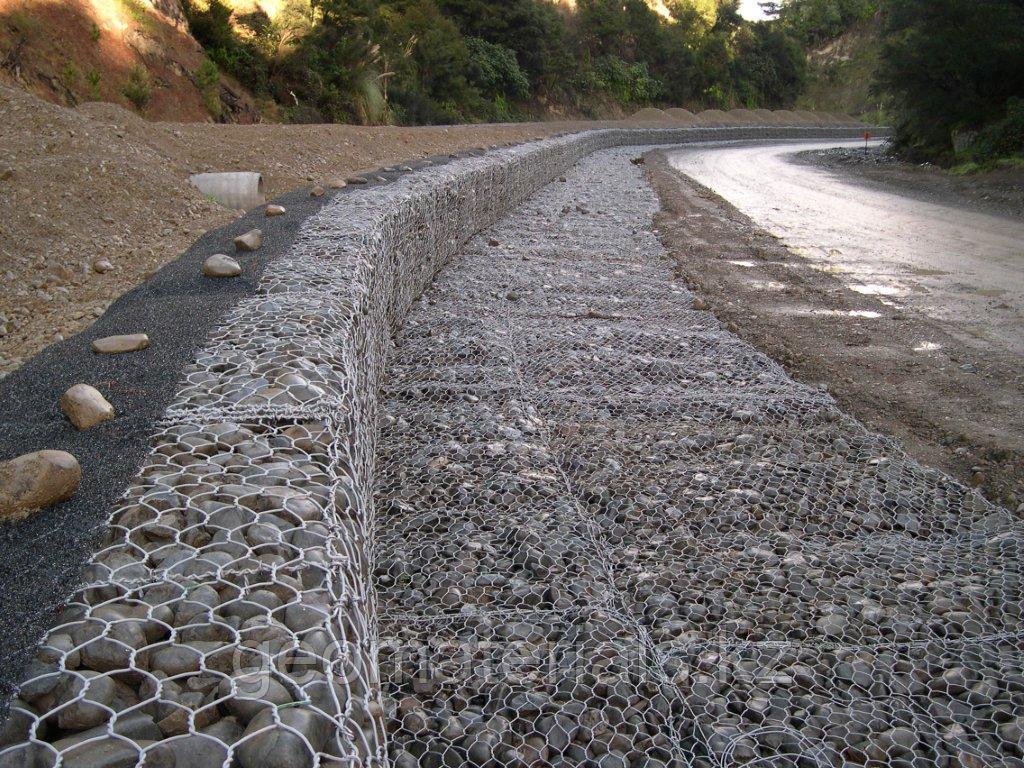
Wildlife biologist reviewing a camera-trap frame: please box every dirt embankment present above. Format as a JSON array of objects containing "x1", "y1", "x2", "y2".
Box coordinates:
[
  {"x1": 0, "y1": 0, "x2": 258, "y2": 122},
  {"x1": 0, "y1": 83, "x2": 593, "y2": 375},
  {"x1": 646, "y1": 151, "x2": 1024, "y2": 513}
]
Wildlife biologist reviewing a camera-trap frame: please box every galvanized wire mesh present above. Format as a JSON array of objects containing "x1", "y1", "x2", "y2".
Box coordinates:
[
  {"x1": 373, "y1": 145, "x2": 1023, "y2": 768},
  {"x1": 1, "y1": 126, "x2": 895, "y2": 768}
]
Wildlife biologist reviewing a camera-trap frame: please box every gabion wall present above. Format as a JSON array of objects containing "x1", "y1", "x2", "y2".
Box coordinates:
[
  {"x1": 0, "y1": 126, "x2": 883, "y2": 768},
  {"x1": 373, "y1": 144, "x2": 1023, "y2": 768}
]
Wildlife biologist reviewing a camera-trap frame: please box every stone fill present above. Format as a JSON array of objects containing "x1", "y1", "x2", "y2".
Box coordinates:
[{"x1": 373, "y1": 148, "x2": 1021, "y2": 767}]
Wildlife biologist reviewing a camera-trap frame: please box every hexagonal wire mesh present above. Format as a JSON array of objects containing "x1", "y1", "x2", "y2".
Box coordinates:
[
  {"x1": 0, "y1": 126, "x2": 889, "y2": 768},
  {"x1": 373, "y1": 145, "x2": 1023, "y2": 768}
]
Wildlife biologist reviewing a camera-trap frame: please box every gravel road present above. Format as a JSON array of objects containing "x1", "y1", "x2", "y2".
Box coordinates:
[{"x1": 669, "y1": 140, "x2": 1024, "y2": 356}]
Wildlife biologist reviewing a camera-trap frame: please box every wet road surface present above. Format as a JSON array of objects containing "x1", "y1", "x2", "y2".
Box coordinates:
[{"x1": 669, "y1": 140, "x2": 1024, "y2": 356}]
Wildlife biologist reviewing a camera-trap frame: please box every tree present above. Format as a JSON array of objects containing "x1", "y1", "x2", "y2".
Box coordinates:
[{"x1": 875, "y1": 0, "x2": 1024, "y2": 158}]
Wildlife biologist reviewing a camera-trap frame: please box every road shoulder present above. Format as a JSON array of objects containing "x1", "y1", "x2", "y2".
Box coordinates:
[{"x1": 646, "y1": 149, "x2": 1024, "y2": 512}]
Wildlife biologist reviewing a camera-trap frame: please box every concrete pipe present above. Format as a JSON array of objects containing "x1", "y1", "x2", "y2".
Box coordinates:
[{"x1": 188, "y1": 171, "x2": 265, "y2": 209}]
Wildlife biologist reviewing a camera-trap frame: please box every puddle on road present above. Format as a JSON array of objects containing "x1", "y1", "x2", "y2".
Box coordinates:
[
  {"x1": 728, "y1": 259, "x2": 758, "y2": 268},
  {"x1": 748, "y1": 280, "x2": 788, "y2": 291},
  {"x1": 913, "y1": 341, "x2": 942, "y2": 352},
  {"x1": 779, "y1": 307, "x2": 884, "y2": 320},
  {"x1": 852, "y1": 283, "x2": 905, "y2": 297}
]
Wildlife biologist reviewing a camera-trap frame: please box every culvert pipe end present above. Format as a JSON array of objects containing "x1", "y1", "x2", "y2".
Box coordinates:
[{"x1": 189, "y1": 171, "x2": 266, "y2": 209}]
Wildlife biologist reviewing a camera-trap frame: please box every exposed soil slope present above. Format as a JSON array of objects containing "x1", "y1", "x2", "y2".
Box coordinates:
[{"x1": 0, "y1": 0, "x2": 257, "y2": 122}]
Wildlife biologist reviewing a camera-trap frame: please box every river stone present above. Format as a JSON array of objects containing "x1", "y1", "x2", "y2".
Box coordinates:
[
  {"x1": 265, "y1": 204, "x2": 286, "y2": 217},
  {"x1": 310, "y1": 186, "x2": 325, "y2": 197},
  {"x1": 202, "y1": 254, "x2": 242, "y2": 278},
  {"x1": 57, "y1": 673, "x2": 136, "y2": 730},
  {"x1": 60, "y1": 384, "x2": 115, "y2": 430},
  {"x1": 91, "y1": 334, "x2": 150, "y2": 354},
  {"x1": 234, "y1": 229, "x2": 263, "y2": 252},
  {"x1": 92, "y1": 258, "x2": 114, "y2": 274},
  {"x1": 149, "y1": 645, "x2": 202, "y2": 677},
  {"x1": 327, "y1": 179, "x2": 347, "y2": 189},
  {"x1": 58, "y1": 736, "x2": 150, "y2": 768},
  {"x1": 50, "y1": 713, "x2": 161, "y2": 751},
  {"x1": 235, "y1": 706, "x2": 330, "y2": 768},
  {"x1": 0, "y1": 450, "x2": 81, "y2": 521},
  {"x1": 816, "y1": 613, "x2": 848, "y2": 637},
  {"x1": 201, "y1": 716, "x2": 244, "y2": 745},
  {"x1": 143, "y1": 734, "x2": 229, "y2": 768},
  {"x1": 217, "y1": 670, "x2": 293, "y2": 722}
]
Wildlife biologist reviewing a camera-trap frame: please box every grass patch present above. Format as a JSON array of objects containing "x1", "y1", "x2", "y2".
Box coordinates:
[{"x1": 949, "y1": 161, "x2": 982, "y2": 176}]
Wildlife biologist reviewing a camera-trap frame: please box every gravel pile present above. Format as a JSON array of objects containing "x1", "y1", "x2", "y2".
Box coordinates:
[{"x1": 374, "y1": 147, "x2": 1023, "y2": 767}]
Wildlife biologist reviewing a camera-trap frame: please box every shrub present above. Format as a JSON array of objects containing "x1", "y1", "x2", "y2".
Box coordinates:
[
  {"x1": 60, "y1": 61, "x2": 81, "y2": 90},
  {"x1": 122, "y1": 65, "x2": 151, "y2": 111},
  {"x1": 969, "y1": 98, "x2": 1024, "y2": 163},
  {"x1": 195, "y1": 58, "x2": 222, "y2": 118},
  {"x1": 86, "y1": 68, "x2": 102, "y2": 100},
  {"x1": 465, "y1": 37, "x2": 529, "y2": 102}
]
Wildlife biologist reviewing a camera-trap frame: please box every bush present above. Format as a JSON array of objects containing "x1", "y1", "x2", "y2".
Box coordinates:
[
  {"x1": 182, "y1": 0, "x2": 270, "y2": 94},
  {"x1": 969, "y1": 98, "x2": 1024, "y2": 163},
  {"x1": 85, "y1": 68, "x2": 102, "y2": 100},
  {"x1": 195, "y1": 58, "x2": 222, "y2": 118},
  {"x1": 594, "y1": 56, "x2": 662, "y2": 106},
  {"x1": 122, "y1": 65, "x2": 151, "y2": 111},
  {"x1": 465, "y1": 37, "x2": 529, "y2": 102},
  {"x1": 876, "y1": 0, "x2": 1024, "y2": 160}
]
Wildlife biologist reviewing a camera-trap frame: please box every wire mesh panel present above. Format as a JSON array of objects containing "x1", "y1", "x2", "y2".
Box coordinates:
[{"x1": 372, "y1": 145, "x2": 1024, "y2": 768}]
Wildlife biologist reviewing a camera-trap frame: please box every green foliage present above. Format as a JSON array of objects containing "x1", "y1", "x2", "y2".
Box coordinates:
[
  {"x1": 60, "y1": 61, "x2": 81, "y2": 90},
  {"x1": 594, "y1": 56, "x2": 663, "y2": 106},
  {"x1": 122, "y1": 65, "x2": 152, "y2": 112},
  {"x1": 90, "y1": 22, "x2": 102, "y2": 43},
  {"x1": 731, "y1": 23, "x2": 807, "y2": 107},
  {"x1": 182, "y1": 0, "x2": 271, "y2": 94},
  {"x1": 195, "y1": 58, "x2": 222, "y2": 119},
  {"x1": 86, "y1": 68, "x2": 102, "y2": 100},
  {"x1": 876, "y1": 0, "x2": 1024, "y2": 161},
  {"x1": 465, "y1": 37, "x2": 528, "y2": 101},
  {"x1": 773, "y1": 0, "x2": 878, "y2": 45},
  {"x1": 968, "y1": 98, "x2": 1024, "y2": 164},
  {"x1": 179, "y1": 0, "x2": 812, "y2": 124}
]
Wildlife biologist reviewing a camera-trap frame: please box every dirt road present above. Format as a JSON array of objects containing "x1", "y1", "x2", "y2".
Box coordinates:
[
  {"x1": 669, "y1": 140, "x2": 1024, "y2": 355},
  {"x1": 648, "y1": 144, "x2": 1024, "y2": 512}
]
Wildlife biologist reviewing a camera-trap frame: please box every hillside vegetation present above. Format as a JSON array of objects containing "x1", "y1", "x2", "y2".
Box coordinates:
[
  {"x1": 778, "y1": 0, "x2": 1024, "y2": 165},
  {"x1": 0, "y1": 1, "x2": 818, "y2": 124},
  {"x1": 178, "y1": 0, "x2": 811, "y2": 124}
]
